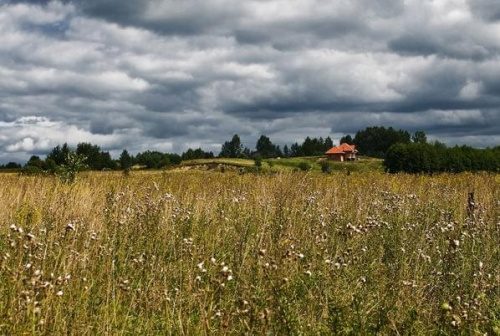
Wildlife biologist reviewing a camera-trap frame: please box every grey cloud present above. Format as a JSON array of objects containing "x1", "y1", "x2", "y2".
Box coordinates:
[
  {"x1": 75, "y1": 0, "x2": 242, "y2": 36},
  {"x1": 388, "y1": 32, "x2": 495, "y2": 61},
  {"x1": 0, "y1": 0, "x2": 499, "y2": 163},
  {"x1": 469, "y1": 0, "x2": 500, "y2": 22}
]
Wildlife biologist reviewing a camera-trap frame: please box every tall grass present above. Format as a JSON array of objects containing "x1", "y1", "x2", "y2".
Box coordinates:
[{"x1": 0, "y1": 171, "x2": 499, "y2": 334}]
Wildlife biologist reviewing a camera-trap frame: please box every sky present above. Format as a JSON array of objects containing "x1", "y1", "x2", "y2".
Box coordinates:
[{"x1": 0, "y1": 0, "x2": 499, "y2": 162}]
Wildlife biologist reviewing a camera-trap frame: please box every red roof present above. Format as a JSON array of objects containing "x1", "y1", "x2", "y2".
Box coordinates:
[
  {"x1": 325, "y1": 147, "x2": 344, "y2": 154},
  {"x1": 339, "y1": 143, "x2": 356, "y2": 152},
  {"x1": 325, "y1": 143, "x2": 357, "y2": 155}
]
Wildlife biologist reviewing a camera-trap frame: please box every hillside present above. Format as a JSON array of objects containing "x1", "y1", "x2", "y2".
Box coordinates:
[{"x1": 180, "y1": 156, "x2": 384, "y2": 173}]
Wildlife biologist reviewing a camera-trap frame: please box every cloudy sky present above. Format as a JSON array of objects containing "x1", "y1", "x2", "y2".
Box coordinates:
[{"x1": 1, "y1": 0, "x2": 499, "y2": 162}]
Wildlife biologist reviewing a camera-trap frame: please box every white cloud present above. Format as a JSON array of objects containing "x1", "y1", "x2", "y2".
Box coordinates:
[{"x1": 0, "y1": 0, "x2": 499, "y2": 162}]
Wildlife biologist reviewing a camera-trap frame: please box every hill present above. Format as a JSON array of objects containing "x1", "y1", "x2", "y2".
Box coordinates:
[{"x1": 179, "y1": 156, "x2": 384, "y2": 173}]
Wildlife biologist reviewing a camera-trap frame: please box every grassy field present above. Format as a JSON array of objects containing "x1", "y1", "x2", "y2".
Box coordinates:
[
  {"x1": 0, "y1": 170, "x2": 499, "y2": 334},
  {"x1": 180, "y1": 156, "x2": 384, "y2": 173}
]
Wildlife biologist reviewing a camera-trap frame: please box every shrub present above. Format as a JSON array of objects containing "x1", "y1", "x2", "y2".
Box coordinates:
[
  {"x1": 254, "y1": 155, "x2": 263, "y2": 167},
  {"x1": 20, "y1": 166, "x2": 44, "y2": 176},
  {"x1": 298, "y1": 161, "x2": 311, "y2": 171},
  {"x1": 320, "y1": 161, "x2": 331, "y2": 174},
  {"x1": 57, "y1": 152, "x2": 87, "y2": 184}
]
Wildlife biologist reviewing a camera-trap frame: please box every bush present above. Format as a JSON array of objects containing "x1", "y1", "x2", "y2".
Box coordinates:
[
  {"x1": 320, "y1": 161, "x2": 331, "y2": 174},
  {"x1": 298, "y1": 161, "x2": 311, "y2": 171},
  {"x1": 20, "y1": 166, "x2": 44, "y2": 176},
  {"x1": 57, "y1": 152, "x2": 88, "y2": 184},
  {"x1": 254, "y1": 155, "x2": 262, "y2": 167}
]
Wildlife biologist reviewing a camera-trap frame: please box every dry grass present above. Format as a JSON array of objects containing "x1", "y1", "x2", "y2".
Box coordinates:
[{"x1": 0, "y1": 171, "x2": 499, "y2": 335}]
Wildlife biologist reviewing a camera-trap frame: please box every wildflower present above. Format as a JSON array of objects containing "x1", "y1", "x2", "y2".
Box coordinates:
[{"x1": 441, "y1": 302, "x2": 452, "y2": 311}]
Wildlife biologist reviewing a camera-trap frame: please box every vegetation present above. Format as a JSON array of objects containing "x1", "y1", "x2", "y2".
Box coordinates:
[
  {"x1": 135, "y1": 151, "x2": 181, "y2": 169},
  {"x1": 2, "y1": 127, "x2": 497, "y2": 176},
  {"x1": 385, "y1": 142, "x2": 500, "y2": 174},
  {"x1": 0, "y1": 171, "x2": 498, "y2": 334},
  {"x1": 289, "y1": 136, "x2": 334, "y2": 157},
  {"x1": 0, "y1": 162, "x2": 22, "y2": 170},
  {"x1": 181, "y1": 148, "x2": 214, "y2": 161},
  {"x1": 219, "y1": 134, "x2": 244, "y2": 158},
  {"x1": 350, "y1": 126, "x2": 412, "y2": 158},
  {"x1": 255, "y1": 135, "x2": 282, "y2": 159}
]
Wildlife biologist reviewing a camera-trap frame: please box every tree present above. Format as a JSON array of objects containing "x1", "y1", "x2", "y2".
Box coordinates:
[
  {"x1": 339, "y1": 134, "x2": 353, "y2": 144},
  {"x1": 412, "y1": 131, "x2": 428, "y2": 144},
  {"x1": 135, "y1": 151, "x2": 170, "y2": 169},
  {"x1": 47, "y1": 143, "x2": 71, "y2": 165},
  {"x1": 76, "y1": 142, "x2": 116, "y2": 170},
  {"x1": 242, "y1": 147, "x2": 252, "y2": 158},
  {"x1": 255, "y1": 135, "x2": 280, "y2": 158},
  {"x1": 354, "y1": 126, "x2": 411, "y2": 158},
  {"x1": 283, "y1": 145, "x2": 290, "y2": 158},
  {"x1": 324, "y1": 136, "x2": 334, "y2": 149},
  {"x1": 119, "y1": 150, "x2": 134, "y2": 172},
  {"x1": 1, "y1": 162, "x2": 21, "y2": 169},
  {"x1": 57, "y1": 151, "x2": 87, "y2": 184},
  {"x1": 25, "y1": 156, "x2": 43, "y2": 168},
  {"x1": 181, "y1": 148, "x2": 214, "y2": 161},
  {"x1": 290, "y1": 142, "x2": 303, "y2": 157},
  {"x1": 384, "y1": 142, "x2": 499, "y2": 174},
  {"x1": 219, "y1": 134, "x2": 243, "y2": 158}
]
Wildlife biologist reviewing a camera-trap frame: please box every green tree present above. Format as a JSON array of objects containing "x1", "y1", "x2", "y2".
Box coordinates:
[
  {"x1": 219, "y1": 134, "x2": 243, "y2": 158},
  {"x1": 47, "y1": 143, "x2": 71, "y2": 165},
  {"x1": 339, "y1": 134, "x2": 353, "y2": 144},
  {"x1": 57, "y1": 151, "x2": 87, "y2": 184},
  {"x1": 76, "y1": 143, "x2": 116, "y2": 170},
  {"x1": 354, "y1": 126, "x2": 411, "y2": 158},
  {"x1": 324, "y1": 136, "x2": 334, "y2": 149},
  {"x1": 181, "y1": 148, "x2": 214, "y2": 161},
  {"x1": 412, "y1": 131, "x2": 428, "y2": 144},
  {"x1": 25, "y1": 155, "x2": 43, "y2": 168},
  {"x1": 119, "y1": 150, "x2": 134, "y2": 172},
  {"x1": 255, "y1": 135, "x2": 280, "y2": 158},
  {"x1": 283, "y1": 145, "x2": 290, "y2": 158}
]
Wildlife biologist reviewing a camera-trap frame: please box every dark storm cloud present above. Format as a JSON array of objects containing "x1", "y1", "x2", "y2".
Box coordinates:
[
  {"x1": 469, "y1": 0, "x2": 500, "y2": 21},
  {"x1": 0, "y1": 0, "x2": 499, "y2": 163},
  {"x1": 75, "y1": 0, "x2": 243, "y2": 36}
]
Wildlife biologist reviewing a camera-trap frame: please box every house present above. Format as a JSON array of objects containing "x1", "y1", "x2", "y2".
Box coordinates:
[{"x1": 325, "y1": 143, "x2": 357, "y2": 161}]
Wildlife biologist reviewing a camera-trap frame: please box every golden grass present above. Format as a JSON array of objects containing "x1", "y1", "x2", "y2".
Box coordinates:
[{"x1": 0, "y1": 171, "x2": 499, "y2": 335}]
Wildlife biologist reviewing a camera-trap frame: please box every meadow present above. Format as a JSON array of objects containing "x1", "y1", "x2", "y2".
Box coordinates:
[{"x1": 0, "y1": 170, "x2": 499, "y2": 335}]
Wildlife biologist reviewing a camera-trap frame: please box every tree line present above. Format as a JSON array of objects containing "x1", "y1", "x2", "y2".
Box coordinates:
[
  {"x1": 1, "y1": 126, "x2": 498, "y2": 174},
  {"x1": 385, "y1": 142, "x2": 500, "y2": 174},
  {"x1": 218, "y1": 134, "x2": 335, "y2": 159},
  {"x1": 17, "y1": 143, "x2": 206, "y2": 174}
]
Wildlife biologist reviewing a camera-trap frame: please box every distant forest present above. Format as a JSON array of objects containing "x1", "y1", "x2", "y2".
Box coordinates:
[{"x1": 1, "y1": 126, "x2": 498, "y2": 174}]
